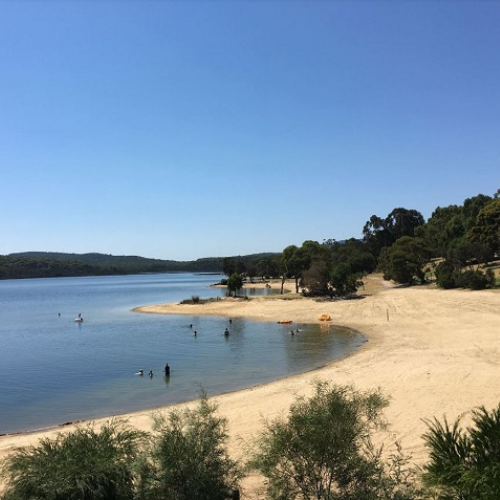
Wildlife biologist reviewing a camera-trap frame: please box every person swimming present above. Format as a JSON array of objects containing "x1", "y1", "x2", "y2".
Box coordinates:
[
  {"x1": 164, "y1": 363, "x2": 170, "y2": 376},
  {"x1": 148, "y1": 370, "x2": 153, "y2": 378},
  {"x1": 224, "y1": 328, "x2": 230, "y2": 337},
  {"x1": 136, "y1": 369, "x2": 144, "y2": 376}
]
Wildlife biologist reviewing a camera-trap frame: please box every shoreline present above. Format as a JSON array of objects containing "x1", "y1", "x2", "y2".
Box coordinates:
[{"x1": 2, "y1": 275, "x2": 500, "y2": 497}]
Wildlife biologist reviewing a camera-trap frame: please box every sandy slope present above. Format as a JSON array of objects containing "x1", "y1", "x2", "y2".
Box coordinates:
[{"x1": 2, "y1": 276, "x2": 500, "y2": 497}]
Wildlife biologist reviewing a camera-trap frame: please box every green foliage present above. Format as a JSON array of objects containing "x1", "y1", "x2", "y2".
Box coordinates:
[
  {"x1": 257, "y1": 257, "x2": 281, "y2": 279},
  {"x1": 468, "y1": 199, "x2": 500, "y2": 254},
  {"x1": 280, "y1": 245, "x2": 313, "y2": 293},
  {"x1": 227, "y1": 273, "x2": 244, "y2": 296},
  {"x1": 329, "y1": 261, "x2": 360, "y2": 297},
  {"x1": 454, "y1": 270, "x2": 492, "y2": 290},
  {"x1": 418, "y1": 205, "x2": 463, "y2": 258},
  {"x1": 250, "y1": 382, "x2": 421, "y2": 500},
  {"x1": 420, "y1": 194, "x2": 493, "y2": 260},
  {"x1": 435, "y1": 261, "x2": 458, "y2": 289},
  {"x1": 435, "y1": 262, "x2": 494, "y2": 290},
  {"x1": 291, "y1": 239, "x2": 373, "y2": 297},
  {"x1": 363, "y1": 208, "x2": 425, "y2": 258},
  {"x1": 138, "y1": 395, "x2": 242, "y2": 500},
  {"x1": 446, "y1": 238, "x2": 493, "y2": 269},
  {"x1": 301, "y1": 259, "x2": 330, "y2": 296},
  {"x1": 378, "y1": 237, "x2": 430, "y2": 285},
  {"x1": 0, "y1": 422, "x2": 146, "y2": 500},
  {"x1": 423, "y1": 404, "x2": 500, "y2": 499}
]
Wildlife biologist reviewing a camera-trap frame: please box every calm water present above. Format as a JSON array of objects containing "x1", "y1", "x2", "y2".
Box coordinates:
[{"x1": 0, "y1": 273, "x2": 365, "y2": 434}]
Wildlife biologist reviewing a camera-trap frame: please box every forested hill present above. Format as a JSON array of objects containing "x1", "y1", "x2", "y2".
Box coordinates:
[{"x1": 0, "y1": 252, "x2": 279, "y2": 280}]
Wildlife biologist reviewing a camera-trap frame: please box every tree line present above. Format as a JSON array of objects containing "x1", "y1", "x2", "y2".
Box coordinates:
[
  {"x1": 223, "y1": 188, "x2": 500, "y2": 294},
  {"x1": 2, "y1": 382, "x2": 498, "y2": 500},
  {"x1": 0, "y1": 253, "x2": 279, "y2": 281},
  {"x1": 4, "y1": 188, "x2": 499, "y2": 288}
]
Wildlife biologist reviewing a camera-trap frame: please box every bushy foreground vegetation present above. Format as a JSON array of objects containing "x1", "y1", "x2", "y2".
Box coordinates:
[
  {"x1": 0, "y1": 395, "x2": 241, "y2": 500},
  {"x1": 3, "y1": 384, "x2": 500, "y2": 500},
  {"x1": 250, "y1": 383, "x2": 421, "y2": 500}
]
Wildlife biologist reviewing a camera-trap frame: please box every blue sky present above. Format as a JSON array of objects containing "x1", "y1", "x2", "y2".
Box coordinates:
[{"x1": 1, "y1": 1, "x2": 499, "y2": 261}]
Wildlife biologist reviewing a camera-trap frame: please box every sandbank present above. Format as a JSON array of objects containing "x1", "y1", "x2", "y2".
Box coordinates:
[{"x1": 2, "y1": 275, "x2": 500, "y2": 497}]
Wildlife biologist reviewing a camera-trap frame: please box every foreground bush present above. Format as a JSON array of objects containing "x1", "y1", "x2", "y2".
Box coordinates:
[
  {"x1": 0, "y1": 396, "x2": 241, "y2": 500},
  {"x1": 0, "y1": 422, "x2": 145, "y2": 500},
  {"x1": 423, "y1": 404, "x2": 500, "y2": 500},
  {"x1": 250, "y1": 382, "x2": 422, "y2": 500},
  {"x1": 138, "y1": 394, "x2": 242, "y2": 500}
]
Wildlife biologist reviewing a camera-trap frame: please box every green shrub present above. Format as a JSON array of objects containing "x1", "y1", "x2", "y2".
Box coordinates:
[
  {"x1": 250, "y1": 382, "x2": 421, "y2": 500},
  {"x1": 455, "y1": 269, "x2": 489, "y2": 290},
  {"x1": 0, "y1": 422, "x2": 145, "y2": 500},
  {"x1": 138, "y1": 394, "x2": 242, "y2": 500},
  {"x1": 435, "y1": 261, "x2": 457, "y2": 289},
  {"x1": 423, "y1": 404, "x2": 500, "y2": 499}
]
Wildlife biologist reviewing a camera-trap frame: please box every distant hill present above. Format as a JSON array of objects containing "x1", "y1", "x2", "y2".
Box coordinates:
[{"x1": 1, "y1": 251, "x2": 280, "y2": 280}]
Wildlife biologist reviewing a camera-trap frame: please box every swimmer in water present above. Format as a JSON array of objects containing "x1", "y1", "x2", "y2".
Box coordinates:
[
  {"x1": 148, "y1": 370, "x2": 153, "y2": 378},
  {"x1": 136, "y1": 369, "x2": 144, "y2": 376}
]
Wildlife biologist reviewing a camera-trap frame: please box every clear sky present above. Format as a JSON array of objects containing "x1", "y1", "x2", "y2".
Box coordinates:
[{"x1": 1, "y1": 1, "x2": 499, "y2": 261}]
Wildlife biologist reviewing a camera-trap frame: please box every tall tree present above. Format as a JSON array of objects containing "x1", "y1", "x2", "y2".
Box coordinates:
[
  {"x1": 378, "y1": 236, "x2": 431, "y2": 284},
  {"x1": 280, "y1": 245, "x2": 311, "y2": 294},
  {"x1": 363, "y1": 208, "x2": 425, "y2": 258},
  {"x1": 468, "y1": 199, "x2": 500, "y2": 254}
]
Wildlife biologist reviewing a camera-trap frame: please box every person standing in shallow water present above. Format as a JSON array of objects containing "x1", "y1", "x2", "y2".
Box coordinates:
[{"x1": 164, "y1": 363, "x2": 170, "y2": 376}]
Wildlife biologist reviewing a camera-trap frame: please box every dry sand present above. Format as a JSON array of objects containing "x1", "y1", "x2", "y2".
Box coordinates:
[{"x1": 2, "y1": 275, "x2": 500, "y2": 497}]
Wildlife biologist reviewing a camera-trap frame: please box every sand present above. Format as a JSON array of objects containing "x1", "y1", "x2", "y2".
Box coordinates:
[{"x1": 2, "y1": 275, "x2": 500, "y2": 496}]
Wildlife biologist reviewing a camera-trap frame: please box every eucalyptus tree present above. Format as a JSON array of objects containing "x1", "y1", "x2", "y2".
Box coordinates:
[
  {"x1": 468, "y1": 199, "x2": 500, "y2": 255},
  {"x1": 363, "y1": 208, "x2": 425, "y2": 259},
  {"x1": 280, "y1": 245, "x2": 311, "y2": 294},
  {"x1": 378, "y1": 236, "x2": 430, "y2": 285}
]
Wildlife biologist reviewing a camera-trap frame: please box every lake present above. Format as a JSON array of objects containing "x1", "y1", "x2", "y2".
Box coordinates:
[{"x1": 0, "y1": 273, "x2": 366, "y2": 434}]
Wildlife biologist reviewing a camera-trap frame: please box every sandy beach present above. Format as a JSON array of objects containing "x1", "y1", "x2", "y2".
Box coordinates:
[{"x1": 2, "y1": 275, "x2": 500, "y2": 496}]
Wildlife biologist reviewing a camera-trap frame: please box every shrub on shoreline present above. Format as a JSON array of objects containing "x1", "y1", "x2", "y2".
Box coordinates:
[{"x1": 179, "y1": 296, "x2": 221, "y2": 305}]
